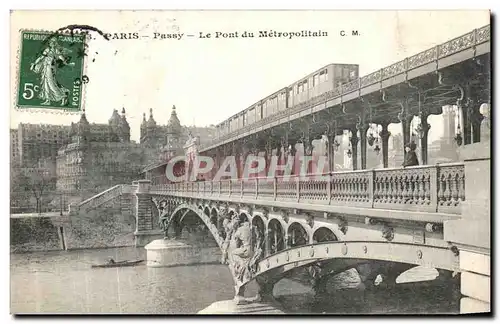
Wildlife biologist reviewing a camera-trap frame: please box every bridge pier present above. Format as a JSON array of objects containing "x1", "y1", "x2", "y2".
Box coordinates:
[
  {"x1": 145, "y1": 238, "x2": 220, "y2": 267},
  {"x1": 133, "y1": 180, "x2": 164, "y2": 246},
  {"x1": 444, "y1": 140, "x2": 490, "y2": 314}
]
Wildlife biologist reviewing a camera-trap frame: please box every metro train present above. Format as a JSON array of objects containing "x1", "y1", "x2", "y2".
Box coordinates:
[{"x1": 215, "y1": 63, "x2": 359, "y2": 139}]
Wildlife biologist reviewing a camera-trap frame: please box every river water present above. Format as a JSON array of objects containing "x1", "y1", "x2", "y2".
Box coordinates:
[{"x1": 10, "y1": 247, "x2": 459, "y2": 314}]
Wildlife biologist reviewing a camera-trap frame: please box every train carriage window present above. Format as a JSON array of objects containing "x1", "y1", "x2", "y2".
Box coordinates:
[
  {"x1": 313, "y1": 74, "x2": 319, "y2": 86},
  {"x1": 297, "y1": 80, "x2": 308, "y2": 93},
  {"x1": 319, "y1": 70, "x2": 328, "y2": 83},
  {"x1": 288, "y1": 88, "x2": 293, "y2": 99},
  {"x1": 309, "y1": 77, "x2": 314, "y2": 89}
]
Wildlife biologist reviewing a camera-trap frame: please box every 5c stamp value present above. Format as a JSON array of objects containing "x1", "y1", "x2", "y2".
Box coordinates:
[{"x1": 16, "y1": 30, "x2": 87, "y2": 112}]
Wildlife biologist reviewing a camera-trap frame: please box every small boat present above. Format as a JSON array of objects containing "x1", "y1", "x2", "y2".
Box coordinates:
[{"x1": 91, "y1": 259, "x2": 144, "y2": 269}]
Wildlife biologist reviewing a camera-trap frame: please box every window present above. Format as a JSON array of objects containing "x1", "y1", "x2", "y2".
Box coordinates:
[
  {"x1": 319, "y1": 70, "x2": 327, "y2": 83},
  {"x1": 313, "y1": 74, "x2": 319, "y2": 86},
  {"x1": 297, "y1": 81, "x2": 307, "y2": 93}
]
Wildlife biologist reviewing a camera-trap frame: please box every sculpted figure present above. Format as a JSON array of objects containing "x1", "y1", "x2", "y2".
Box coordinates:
[
  {"x1": 154, "y1": 200, "x2": 176, "y2": 239},
  {"x1": 247, "y1": 227, "x2": 264, "y2": 276},
  {"x1": 158, "y1": 202, "x2": 171, "y2": 239},
  {"x1": 230, "y1": 219, "x2": 253, "y2": 282},
  {"x1": 220, "y1": 212, "x2": 237, "y2": 265}
]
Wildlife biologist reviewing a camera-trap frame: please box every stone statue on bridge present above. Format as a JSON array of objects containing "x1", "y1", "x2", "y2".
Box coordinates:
[
  {"x1": 159, "y1": 211, "x2": 171, "y2": 239},
  {"x1": 220, "y1": 211, "x2": 237, "y2": 264},
  {"x1": 220, "y1": 213, "x2": 264, "y2": 284},
  {"x1": 154, "y1": 199, "x2": 180, "y2": 240},
  {"x1": 152, "y1": 199, "x2": 172, "y2": 240}
]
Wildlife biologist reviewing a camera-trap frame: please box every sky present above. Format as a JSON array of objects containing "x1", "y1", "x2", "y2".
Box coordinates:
[{"x1": 9, "y1": 10, "x2": 490, "y2": 143}]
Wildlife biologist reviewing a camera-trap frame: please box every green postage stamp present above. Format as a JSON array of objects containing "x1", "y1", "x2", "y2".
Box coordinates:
[{"x1": 15, "y1": 30, "x2": 87, "y2": 112}]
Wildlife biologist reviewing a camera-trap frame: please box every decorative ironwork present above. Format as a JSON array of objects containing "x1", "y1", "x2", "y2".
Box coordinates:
[
  {"x1": 360, "y1": 70, "x2": 382, "y2": 87},
  {"x1": 337, "y1": 216, "x2": 348, "y2": 235},
  {"x1": 382, "y1": 225, "x2": 394, "y2": 241},
  {"x1": 198, "y1": 25, "x2": 490, "y2": 152},
  {"x1": 438, "y1": 32, "x2": 474, "y2": 58},
  {"x1": 476, "y1": 25, "x2": 490, "y2": 43},
  {"x1": 408, "y1": 47, "x2": 437, "y2": 70},
  {"x1": 341, "y1": 79, "x2": 359, "y2": 93},
  {"x1": 306, "y1": 214, "x2": 314, "y2": 228},
  {"x1": 382, "y1": 60, "x2": 406, "y2": 79}
]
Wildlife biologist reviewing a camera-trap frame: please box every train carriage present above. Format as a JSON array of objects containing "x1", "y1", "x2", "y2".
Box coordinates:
[{"x1": 214, "y1": 63, "x2": 359, "y2": 140}]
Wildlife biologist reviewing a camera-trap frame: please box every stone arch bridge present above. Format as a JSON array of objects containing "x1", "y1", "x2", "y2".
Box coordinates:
[
  {"x1": 160, "y1": 197, "x2": 460, "y2": 303},
  {"x1": 136, "y1": 162, "x2": 470, "y2": 304}
]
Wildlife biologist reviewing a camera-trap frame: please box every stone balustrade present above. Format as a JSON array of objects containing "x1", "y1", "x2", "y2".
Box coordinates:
[
  {"x1": 151, "y1": 163, "x2": 465, "y2": 215},
  {"x1": 77, "y1": 184, "x2": 137, "y2": 213}
]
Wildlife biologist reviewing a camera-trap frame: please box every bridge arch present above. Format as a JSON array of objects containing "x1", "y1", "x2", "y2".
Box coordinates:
[
  {"x1": 267, "y1": 218, "x2": 285, "y2": 255},
  {"x1": 312, "y1": 227, "x2": 338, "y2": 243},
  {"x1": 251, "y1": 215, "x2": 266, "y2": 255},
  {"x1": 168, "y1": 204, "x2": 223, "y2": 248},
  {"x1": 287, "y1": 222, "x2": 309, "y2": 248},
  {"x1": 239, "y1": 240, "x2": 460, "y2": 288},
  {"x1": 238, "y1": 212, "x2": 251, "y2": 223}
]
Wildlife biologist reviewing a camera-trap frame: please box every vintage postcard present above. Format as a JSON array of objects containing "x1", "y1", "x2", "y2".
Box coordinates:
[{"x1": 9, "y1": 10, "x2": 491, "y2": 315}]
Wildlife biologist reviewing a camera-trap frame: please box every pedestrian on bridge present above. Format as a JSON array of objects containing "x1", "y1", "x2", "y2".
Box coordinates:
[{"x1": 403, "y1": 141, "x2": 419, "y2": 167}]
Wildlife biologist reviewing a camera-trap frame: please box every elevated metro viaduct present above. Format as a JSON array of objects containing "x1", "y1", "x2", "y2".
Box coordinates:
[{"x1": 70, "y1": 25, "x2": 491, "y2": 314}]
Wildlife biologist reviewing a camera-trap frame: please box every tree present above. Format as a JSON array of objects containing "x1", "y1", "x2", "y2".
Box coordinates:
[
  {"x1": 18, "y1": 164, "x2": 57, "y2": 214},
  {"x1": 10, "y1": 168, "x2": 29, "y2": 211}
]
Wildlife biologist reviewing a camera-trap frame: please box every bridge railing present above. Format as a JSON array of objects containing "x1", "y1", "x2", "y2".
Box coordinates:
[
  {"x1": 151, "y1": 162, "x2": 465, "y2": 214},
  {"x1": 77, "y1": 184, "x2": 137, "y2": 213}
]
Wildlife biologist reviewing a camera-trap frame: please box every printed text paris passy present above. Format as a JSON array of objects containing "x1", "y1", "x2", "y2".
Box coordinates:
[{"x1": 103, "y1": 30, "x2": 329, "y2": 40}]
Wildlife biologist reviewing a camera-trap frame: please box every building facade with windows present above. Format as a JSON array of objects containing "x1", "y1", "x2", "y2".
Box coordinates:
[{"x1": 11, "y1": 106, "x2": 217, "y2": 208}]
